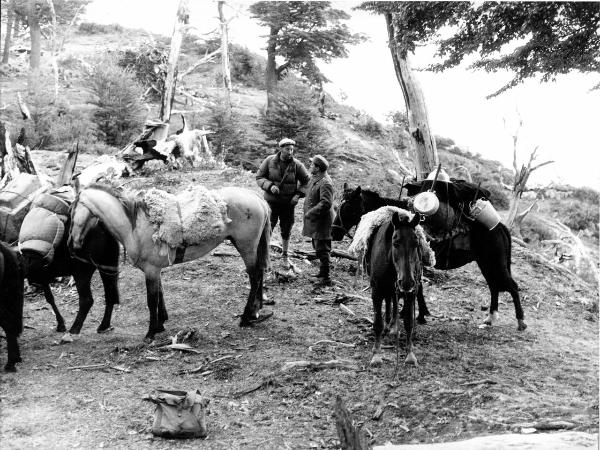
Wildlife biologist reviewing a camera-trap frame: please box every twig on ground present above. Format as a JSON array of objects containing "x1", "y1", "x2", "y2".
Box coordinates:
[
  {"x1": 309, "y1": 340, "x2": 355, "y2": 351},
  {"x1": 231, "y1": 378, "x2": 276, "y2": 398},
  {"x1": 67, "y1": 363, "x2": 108, "y2": 370},
  {"x1": 460, "y1": 379, "x2": 498, "y2": 387},
  {"x1": 178, "y1": 354, "x2": 237, "y2": 375},
  {"x1": 339, "y1": 304, "x2": 356, "y2": 317},
  {"x1": 158, "y1": 343, "x2": 203, "y2": 354},
  {"x1": 280, "y1": 359, "x2": 358, "y2": 372}
]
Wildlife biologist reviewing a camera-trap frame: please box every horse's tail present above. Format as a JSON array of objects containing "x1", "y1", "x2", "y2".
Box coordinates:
[{"x1": 256, "y1": 203, "x2": 271, "y2": 271}]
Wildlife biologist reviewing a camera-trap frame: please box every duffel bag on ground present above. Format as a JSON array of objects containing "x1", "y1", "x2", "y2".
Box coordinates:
[{"x1": 143, "y1": 389, "x2": 209, "y2": 439}]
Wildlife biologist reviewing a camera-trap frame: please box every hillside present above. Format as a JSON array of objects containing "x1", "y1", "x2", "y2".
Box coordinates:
[{"x1": 1, "y1": 24, "x2": 599, "y2": 449}]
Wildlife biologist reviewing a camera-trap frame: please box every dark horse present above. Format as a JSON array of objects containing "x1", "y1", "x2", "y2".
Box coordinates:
[
  {"x1": 333, "y1": 183, "x2": 526, "y2": 331},
  {"x1": 20, "y1": 217, "x2": 120, "y2": 341},
  {"x1": 366, "y1": 212, "x2": 423, "y2": 366},
  {"x1": 0, "y1": 241, "x2": 25, "y2": 371}
]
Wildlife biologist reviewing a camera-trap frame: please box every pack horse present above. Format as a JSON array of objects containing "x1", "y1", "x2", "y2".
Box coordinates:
[{"x1": 68, "y1": 183, "x2": 271, "y2": 341}]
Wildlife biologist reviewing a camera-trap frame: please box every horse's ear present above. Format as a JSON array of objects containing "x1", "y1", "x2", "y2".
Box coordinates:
[
  {"x1": 391, "y1": 211, "x2": 401, "y2": 228},
  {"x1": 343, "y1": 182, "x2": 349, "y2": 190},
  {"x1": 354, "y1": 186, "x2": 362, "y2": 196},
  {"x1": 410, "y1": 213, "x2": 420, "y2": 228}
]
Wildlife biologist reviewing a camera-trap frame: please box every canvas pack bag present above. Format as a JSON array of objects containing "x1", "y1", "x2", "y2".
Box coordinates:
[{"x1": 143, "y1": 389, "x2": 209, "y2": 439}]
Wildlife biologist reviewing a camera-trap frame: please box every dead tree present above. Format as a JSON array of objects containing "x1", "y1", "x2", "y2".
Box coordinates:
[
  {"x1": 500, "y1": 116, "x2": 554, "y2": 235},
  {"x1": 386, "y1": 13, "x2": 439, "y2": 181},
  {"x1": 333, "y1": 396, "x2": 368, "y2": 450},
  {"x1": 218, "y1": 1, "x2": 232, "y2": 119},
  {"x1": 160, "y1": 0, "x2": 190, "y2": 124}
]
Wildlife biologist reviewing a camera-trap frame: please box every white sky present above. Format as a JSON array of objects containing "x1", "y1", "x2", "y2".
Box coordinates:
[{"x1": 84, "y1": 0, "x2": 600, "y2": 189}]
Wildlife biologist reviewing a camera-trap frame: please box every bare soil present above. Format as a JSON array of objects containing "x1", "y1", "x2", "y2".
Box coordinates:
[{"x1": 1, "y1": 165, "x2": 598, "y2": 449}]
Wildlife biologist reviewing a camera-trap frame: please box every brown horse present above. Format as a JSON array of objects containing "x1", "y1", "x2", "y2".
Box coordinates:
[
  {"x1": 68, "y1": 183, "x2": 271, "y2": 341},
  {"x1": 365, "y1": 211, "x2": 423, "y2": 366}
]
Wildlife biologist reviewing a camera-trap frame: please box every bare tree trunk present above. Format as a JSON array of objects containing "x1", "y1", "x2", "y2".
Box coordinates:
[
  {"x1": 265, "y1": 27, "x2": 279, "y2": 110},
  {"x1": 386, "y1": 13, "x2": 438, "y2": 181},
  {"x1": 218, "y1": 1, "x2": 232, "y2": 119},
  {"x1": 2, "y1": 2, "x2": 15, "y2": 64},
  {"x1": 28, "y1": 0, "x2": 42, "y2": 95},
  {"x1": 46, "y1": 0, "x2": 59, "y2": 102},
  {"x1": 160, "y1": 0, "x2": 189, "y2": 124}
]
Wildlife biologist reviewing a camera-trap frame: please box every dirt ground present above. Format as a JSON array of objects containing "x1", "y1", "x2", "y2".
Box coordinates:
[{"x1": 0, "y1": 166, "x2": 598, "y2": 449}]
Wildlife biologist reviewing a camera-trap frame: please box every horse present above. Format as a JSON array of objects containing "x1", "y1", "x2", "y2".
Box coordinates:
[
  {"x1": 0, "y1": 241, "x2": 25, "y2": 371},
  {"x1": 365, "y1": 211, "x2": 423, "y2": 366},
  {"x1": 68, "y1": 183, "x2": 271, "y2": 341},
  {"x1": 333, "y1": 183, "x2": 526, "y2": 331},
  {"x1": 20, "y1": 218, "x2": 120, "y2": 341}
]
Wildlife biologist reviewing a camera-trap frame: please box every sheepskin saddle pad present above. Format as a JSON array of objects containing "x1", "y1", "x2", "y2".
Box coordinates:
[
  {"x1": 348, "y1": 206, "x2": 436, "y2": 267},
  {"x1": 142, "y1": 185, "x2": 231, "y2": 248}
]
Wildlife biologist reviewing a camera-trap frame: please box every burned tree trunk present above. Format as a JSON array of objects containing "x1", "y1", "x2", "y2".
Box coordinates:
[
  {"x1": 386, "y1": 13, "x2": 438, "y2": 181},
  {"x1": 334, "y1": 396, "x2": 368, "y2": 450}
]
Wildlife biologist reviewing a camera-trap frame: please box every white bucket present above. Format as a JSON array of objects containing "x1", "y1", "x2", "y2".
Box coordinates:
[
  {"x1": 413, "y1": 191, "x2": 440, "y2": 216},
  {"x1": 469, "y1": 199, "x2": 501, "y2": 230}
]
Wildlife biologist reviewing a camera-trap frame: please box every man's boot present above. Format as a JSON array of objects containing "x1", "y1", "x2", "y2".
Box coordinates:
[
  {"x1": 313, "y1": 261, "x2": 332, "y2": 286},
  {"x1": 281, "y1": 238, "x2": 291, "y2": 269}
]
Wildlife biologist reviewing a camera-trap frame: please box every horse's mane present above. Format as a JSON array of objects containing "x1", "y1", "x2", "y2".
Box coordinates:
[
  {"x1": 356, "y1": 187, "x2": 410, "y2": 210},
  {"x1": 84, "y1": 182, "x2": 145, "y2": 228}
]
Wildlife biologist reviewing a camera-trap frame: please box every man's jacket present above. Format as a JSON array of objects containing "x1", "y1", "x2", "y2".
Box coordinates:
[
  {"x1": 256, "y1": 152, "x2": 309, "y2": 205},
  {"x1": 303, "y1": 173, "x2": 335, "y2": 240}
]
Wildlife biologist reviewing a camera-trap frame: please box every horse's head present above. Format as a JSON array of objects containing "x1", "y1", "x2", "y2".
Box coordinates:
[
  {"x1": 391, "y1": 212, "x2": 422, "y2": 294},
  {"x1": 68, "y1": 192, "x2": 99, "y2": 251},
  {"x1": 332, "y1": 183, "x2": 364, "y2": 241}
]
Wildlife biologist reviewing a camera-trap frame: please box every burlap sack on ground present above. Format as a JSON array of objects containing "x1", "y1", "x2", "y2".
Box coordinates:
[{"x1": 143, "y1": 186, "x2": 229, "y2": 248}]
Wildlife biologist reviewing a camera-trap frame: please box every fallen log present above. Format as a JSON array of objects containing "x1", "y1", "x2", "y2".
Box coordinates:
[{"x1": 373, "y1": 431, "x2": 596, "y2": 449}]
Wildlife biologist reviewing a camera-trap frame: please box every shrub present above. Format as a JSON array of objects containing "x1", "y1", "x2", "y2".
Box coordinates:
[
  {"x1": 484, "y1": 183, "x2": 511, "y2": 210},
  {"x1": 353, "y1": 115, "x2": 383, "y2": 138},
  {"x1": 118, "y1": 43, "x2": 169, "y2": 101},
  {"x1": 260, "y1": 77, "x2": 329, "y2": 161},
  {"x1": 205, "y1": 101, "x2": 247, "y2": 164},
  {"x1": 230, "y1": 45, "x2": 264, "y2": 88},
  {"x1": 558, "y1": 200, "x2": 599, "y2": 237},
  {"x1": 85, "y1": 59, "x2": 147, "y2": 147},
  {"x1": 78, "y1": 22, "x2": 124, "y2": 34}
]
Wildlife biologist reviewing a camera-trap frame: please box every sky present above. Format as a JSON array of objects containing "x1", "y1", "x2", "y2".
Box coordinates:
[{"x1": 84, "y1": 0, "x2": 600, "y2": 189}]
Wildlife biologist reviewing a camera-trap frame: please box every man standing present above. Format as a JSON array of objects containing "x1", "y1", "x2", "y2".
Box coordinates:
[
  {"x1": 303, "y1": 155, "x2": 335, "y2": 286},
  {"x1": 256, "y1": 138, "x2": 310, "y2": 269}
]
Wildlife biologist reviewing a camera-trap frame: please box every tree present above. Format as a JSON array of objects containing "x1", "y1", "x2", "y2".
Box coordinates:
[
  {"x1": 2, "y1": 0, "x2": 17, "y2": 64},
  {"x1": 249, "y1": 1, "x2": 364, "y2": 109},
  {"x1": 363, "y1": 2, "x2": 600, "y2": 97},
  {"x1": 218, "y1": 1, "x2": 232, "y2": 119}
]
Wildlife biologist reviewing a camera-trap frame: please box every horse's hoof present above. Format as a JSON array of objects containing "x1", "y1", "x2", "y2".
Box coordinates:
[
  {"x1": 60, "y1": 333, "x2": 79, "y2": 343},
  {"x1": 97, "y1": 326, "x2": 114, "y2": 334},
  {"x1": 405, "y1": 352, "x2": 418, "y2": 366},
  {"x1": 517, "y1": 321, "x2": 527, "y2": 331},
  {"x1": 417, "y1": 316, "x2": 427, "y2": 325},
  {"x1": 56, "y1": 324, "x2": 67, "y2": 333},
  {"x1": 370, "y1": 354, "x2": 383, "y2": 366},
  {"x1": 4, "y1": 364, "x2": 16, "y2": 372}
]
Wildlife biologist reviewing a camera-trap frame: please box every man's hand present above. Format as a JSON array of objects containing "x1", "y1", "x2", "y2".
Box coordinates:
[
  {"x1": 290, "y1": 195, "x2": 300, "y2": 206},
  {"x1": 270, "y1": 185, "x2": 280, "y2": 195}
]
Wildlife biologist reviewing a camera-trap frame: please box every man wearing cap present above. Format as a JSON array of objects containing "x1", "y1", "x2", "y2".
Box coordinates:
[
  {"x1": 256, "y1": 138, "x2": 310, "y2": 269},
  {"x1": 303, "y1": 154, "x2": 335, "y2": 286}
]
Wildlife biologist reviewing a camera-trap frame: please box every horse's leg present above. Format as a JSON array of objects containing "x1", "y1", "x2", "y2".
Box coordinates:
[
  {"x1": 370, "y1": 286, "x2": 385, "y2": 366},
  {"x1": 240, "y1": 264, "x2": 261, "y2": 326},
  {"x1": 403, "y1": 293, "x2": 418, "y2": 365},
  {"x1": 97, "y1": 270, "x2": 119, "y2": 333},
  {"x1": 4, "y1": 334, "x2": 22, "y2": 372},
  {"x1": 416, "y1": 282, "x2": 429, "y2": 325},
  {"x1": 388, "y1": 293, "x2": 400, "y2": 336},
  {"x1": 484, "y1": 287, "x2": 500, "y2": 327},
  {"x1": 65, "y1": 267, "x2": 95, "y2": 337},
  {"x1": 145, "y1": 273, "x2": 164, "y2": 341},
  {"x1": 507, "y1": 277, "x2": 526, "y2": 331},
  {"x1": 384, "y1": 296, "x2": 392, "y2": 334},
  {"x1": 157, "y1": 278, "x2": 169, "y2": 326},
  {"x1": 42, "y1": 283, "x2": 66, "y2": 332}
]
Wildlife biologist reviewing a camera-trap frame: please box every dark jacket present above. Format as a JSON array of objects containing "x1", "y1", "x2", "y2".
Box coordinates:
[
  {"x1": 256, "y1": 152, "x2": 310, "y2": 205},
  {"x1": 302, "y1": 173, "x2": 335, "y2": 240}
]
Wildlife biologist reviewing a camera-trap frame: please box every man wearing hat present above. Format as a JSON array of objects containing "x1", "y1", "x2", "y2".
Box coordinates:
[
  {"x1": 303, "y1": 154, "x2": 335, "y2": 286},
  {"x1": 256, "y1": 138, "x2": 310, "y2": 269}
]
